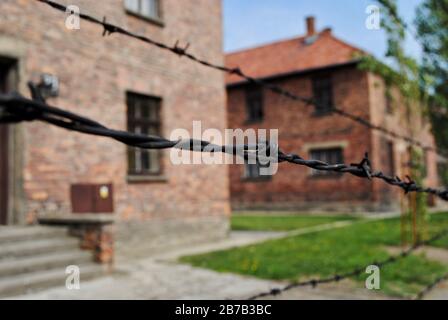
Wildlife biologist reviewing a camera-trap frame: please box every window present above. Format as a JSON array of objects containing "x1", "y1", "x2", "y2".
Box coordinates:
[
  {"x1": 312, "y1": 75, "x2": 334, "y2": 115},
  {"x1": 127, "y1": 92, "x2": 162, "y2": 176},
  {"x1": 125, "y1": 0, "x2": 161, "y2": 21},
  {"x1": 385, "y1": 90, "x2": 393, "y2": 114},
  {"x1": 244, "y1": 160, "x2": 271, "y2": 180},
  {"x1": 245, "y1": 86, "x2": 264, "y2": 122},
  {"x1": 382, "y1": 139, "x2": 395, "y2": 176},
  {"x1": 310, "y1": 147, "x2": 344, "y2": 176},
  {"x1": 423, "y1": 150, "x2": 428, "y2": 178}
]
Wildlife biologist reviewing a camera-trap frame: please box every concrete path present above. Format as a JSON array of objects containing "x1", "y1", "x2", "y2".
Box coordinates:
[
  {"x1": 7, "y1": 231, "x2": 286, "y2": 300},
  {"x1": 7, "y1": 220, "x2": 371, "y2": 300},
  {"x1": 7, "y1": 215, "x2": 445, "y2": 300}
]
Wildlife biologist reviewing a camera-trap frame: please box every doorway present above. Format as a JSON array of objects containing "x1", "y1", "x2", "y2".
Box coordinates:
[{"x1": 0, "y1": 58, "x2": 17, "y2": 225}]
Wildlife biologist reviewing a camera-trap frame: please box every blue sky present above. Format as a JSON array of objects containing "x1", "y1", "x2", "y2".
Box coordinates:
[{"x1": 223, "y1": 0, "x2": 424, "y2": 61}]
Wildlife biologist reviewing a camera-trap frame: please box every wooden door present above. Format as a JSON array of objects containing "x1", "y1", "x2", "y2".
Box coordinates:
[
  {"x1": 0, "y1": 124, "x2": 7, "y2": 225},
  {"x1": 0, "y1": 59, "x2": 14, "y2": 225}
]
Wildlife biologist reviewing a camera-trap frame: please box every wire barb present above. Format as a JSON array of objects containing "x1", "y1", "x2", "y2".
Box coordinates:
[
  {"x1": 173, "y1": 40, "x2": 190, "y2": 56},
  {"x1": 102, "y1": 16, "x2": 117, "y2": 37}
]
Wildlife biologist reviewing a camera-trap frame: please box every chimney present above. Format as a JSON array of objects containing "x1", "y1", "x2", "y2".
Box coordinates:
[
  {"x1": 322, "y1": 27, "x2": 332, "y2": 35},
  {"x1": 306, "y1": 16, "x2": 316, "y2": 36}
]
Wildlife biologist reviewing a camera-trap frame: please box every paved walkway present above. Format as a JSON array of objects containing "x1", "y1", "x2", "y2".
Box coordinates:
[
  {"x1": 7, "y1": 215, "x2": 448, "y2": 300},
  {"x1": 9, "y1": 231, "x2": 285, "y2": 300},
  {"x1": 9, "y1": 220, "x2": 374, "y2": 300}
]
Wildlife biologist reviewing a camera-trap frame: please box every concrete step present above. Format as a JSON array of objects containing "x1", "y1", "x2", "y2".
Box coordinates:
[
  {"x1": 0, "y1": 238, "x2": 80, "y2": 260},
  {"x1": 0, "y1": 251, "x2": 93, "y2": 278},
  {"x1": 0, "y1": 264, "x2": 106, "y2": 298},
  {"x1": 0, "y1": 226, "x2": 68, "y2": 243}
]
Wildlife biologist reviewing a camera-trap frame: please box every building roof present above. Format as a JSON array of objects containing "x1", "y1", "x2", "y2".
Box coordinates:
[{"x1": 225, "y1": 28, "x2": 366, "y2": 85}]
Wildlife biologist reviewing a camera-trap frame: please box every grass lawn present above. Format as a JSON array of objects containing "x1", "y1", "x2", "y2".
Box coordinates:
[
  {"x1": 181, "y1": 212, "x2": 448, "y2": 298},
  {"x1": 231, "y1": 214, "x2": 358, "y2": 231}
]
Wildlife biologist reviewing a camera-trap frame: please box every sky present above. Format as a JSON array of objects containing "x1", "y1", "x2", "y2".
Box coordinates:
[{"x1": 223, "y1": 0, "x2": 424, "y2": 61}]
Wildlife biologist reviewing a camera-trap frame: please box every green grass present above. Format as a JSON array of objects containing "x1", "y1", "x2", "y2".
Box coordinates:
[
  {"x1": 231, "y1": 214, "x2": 358, "y2": 231},
  {"x1": 181, "y1": 212, "x2": 448, "y2": 298}
]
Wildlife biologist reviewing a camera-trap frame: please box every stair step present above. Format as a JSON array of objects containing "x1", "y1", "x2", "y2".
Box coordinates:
[
  {"x1": 0, "y1": 264, "x2": 106, "y2": 298},
  {"x1": 0, "y1": 251, "x2": 93, "y2": 277},
  {"x1": 0, "y1": 238, "x2": 80, "y2": 260},
  {"x1": 0, "y1": 226, "x2": 68, "y2": 243}
]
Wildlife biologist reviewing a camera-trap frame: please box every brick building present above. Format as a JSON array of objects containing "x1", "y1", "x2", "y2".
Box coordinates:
[
  {"x1": 0, "y1": 0, "x2": 229, "y2": 258},
  {"x1": 226, "y1": 17, "x2": 439, "y2": 212}
]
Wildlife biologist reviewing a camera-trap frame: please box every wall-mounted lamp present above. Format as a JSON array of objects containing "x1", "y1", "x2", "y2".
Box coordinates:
[{"x1": 37, "y1": 73, "x2": 59, "y2": 99}]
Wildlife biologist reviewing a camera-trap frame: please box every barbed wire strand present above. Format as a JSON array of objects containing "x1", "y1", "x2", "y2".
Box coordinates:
[
  {"x1": 35, "y1": 0, "x2": 447, "y2": 160},
  {"x1": 413, "y1": 272, "x2": 448, "y2": 300},
  {"x1": 24, "y1": 0, "x2": 448, "y2": 300},
  {"x1": 247, "y1": 228, "x2": 448, "y2": 300},
  {"x1": 1, "y1": 90, "x2": 448, "y2": 203},
  {"x1": 0, "y1": 1, "x2": 445, "y2": 301}
]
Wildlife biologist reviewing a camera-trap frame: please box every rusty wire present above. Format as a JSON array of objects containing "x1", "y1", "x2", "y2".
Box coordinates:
[
  {"x1": 0, "y1": 90, "x2": 447, "y2": 202},
  {"x1": 247, "y1": 228, "x2": 448, "y2": 300},
  {"x1": 35, "y1": 0, "x2": 447, "y2": 160},
  {"x1": 0, "y1": 0, "x2": 445, "y2": 301},
  {"x1": 413, "y1": 272, "x2": 448, "y2": 300}
]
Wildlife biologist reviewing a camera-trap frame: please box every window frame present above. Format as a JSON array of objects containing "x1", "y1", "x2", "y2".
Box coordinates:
[
  {"x1": 124, "y1": 0, "x2": 164, "y2": 26},
  {"x1": 126, "y1": 91, "x2": 164, "y2": 179},
  {"x1": 385, "y1": 86, "x2": 394, "y2": 115},
  {"x1": 312, "y1": 74, "x2": 334, "y2": 116},
  {"x1": 381, "y1": 139, "x2": 395, "y2": 176},
  {"x1": 309, "y1": 147, "x2": 344, "y2": 177},
  {"x1": 243, "y1": 160, "x2": 272, "y2": 181},
  {"x1": 245, "y1": 86, "x2": 264, "y2": 123}
]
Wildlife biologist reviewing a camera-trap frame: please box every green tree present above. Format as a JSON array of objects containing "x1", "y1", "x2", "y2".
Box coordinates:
[
  {"x1": 364, "y1": 0, "x2": 432, "y2": 242},
  {"x1": 415, "y1": 0, "x2": 448, "y2": 154}
]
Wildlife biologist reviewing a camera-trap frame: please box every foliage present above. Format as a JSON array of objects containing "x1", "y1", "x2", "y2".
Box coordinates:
[
  {"x1": 415, "y1": 0, "x2": 448, "y2": 152},
  {"x1": 358, "y1": 0, "x2": 425, "y2": 105},
  {"x1": 364, "y1": 1, "x2": 429, "y2": 216}
]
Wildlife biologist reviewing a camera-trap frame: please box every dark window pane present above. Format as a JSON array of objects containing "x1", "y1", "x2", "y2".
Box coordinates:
[
  {"x1": 246, "y1": 87, "x2": 264, "y2": 122},
  {"x1": 244, "y1": 159, "x2": 272, "y2": 179},
  {"x1": 127, "y1": 92, "x2": 162, "y2": 176},
  {"x1": 245, "y1": 162, "x2": 261, "y2": 179},
  {"x1": 125, "y1": 0, "x2": 161, "y2": 20},
  {"x1": 312, "y1": 76, "x2": 334, "y2": 115},
  {"x1": 380, "y1": 138, "x2": 395, "y2": 176},
  {"x1": 386, "y1": 91, "x2": 393, "y2": 114},
  {"x1": 310, "y1": 147, "x2": 343, "y2": 176}
]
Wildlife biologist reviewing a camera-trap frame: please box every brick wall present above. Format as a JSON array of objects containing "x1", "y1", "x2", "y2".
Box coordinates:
[
  {"x1": 227, "y1": 64, "x2": 439, "y2": 212},
  {"x1": 228, "y1": 65, "x2": 375, "y2": 212},
  {"x1": 367, "y1": 72, "x2": 439, "y2": 209},
  {"x1": 0, "y1": 0, "x2": 230, "y2": 251}
]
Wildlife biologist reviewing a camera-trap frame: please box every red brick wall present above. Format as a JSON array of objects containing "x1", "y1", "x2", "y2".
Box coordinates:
[
  {"x1": 227, "y1": 65, "x2": 376, "y2": 211},
  {"x1": 0, "y1": 1, "x2": 230, "y2": 227},
  {"x1": 367, "y1": 72, "x2": 439, "y2": 207},
  {"x1": 227, "y1": 64, "x2": 439, "y2": 212}
]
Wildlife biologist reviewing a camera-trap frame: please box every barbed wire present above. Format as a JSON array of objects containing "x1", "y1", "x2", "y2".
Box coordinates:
[
  {"x1": 35, "y1": 0, "x2": 447, "y2": 160},
  {"x1": 1, "y1": 1, "x2": 445, "y2": 301},
  {"x1": 413, "y1": 272, "x2": 448, "y2": 300},
  {"x1": 247, "y1": 228, "x2": 448, "y2": 300},
  {"x1": 1, "y1": 88, "x2": 448, "y2": 203}
]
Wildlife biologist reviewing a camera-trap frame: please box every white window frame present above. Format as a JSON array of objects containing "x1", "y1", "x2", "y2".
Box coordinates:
[{"x1": 125, "y1": 0, "x2": 162, "y2": 22}]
